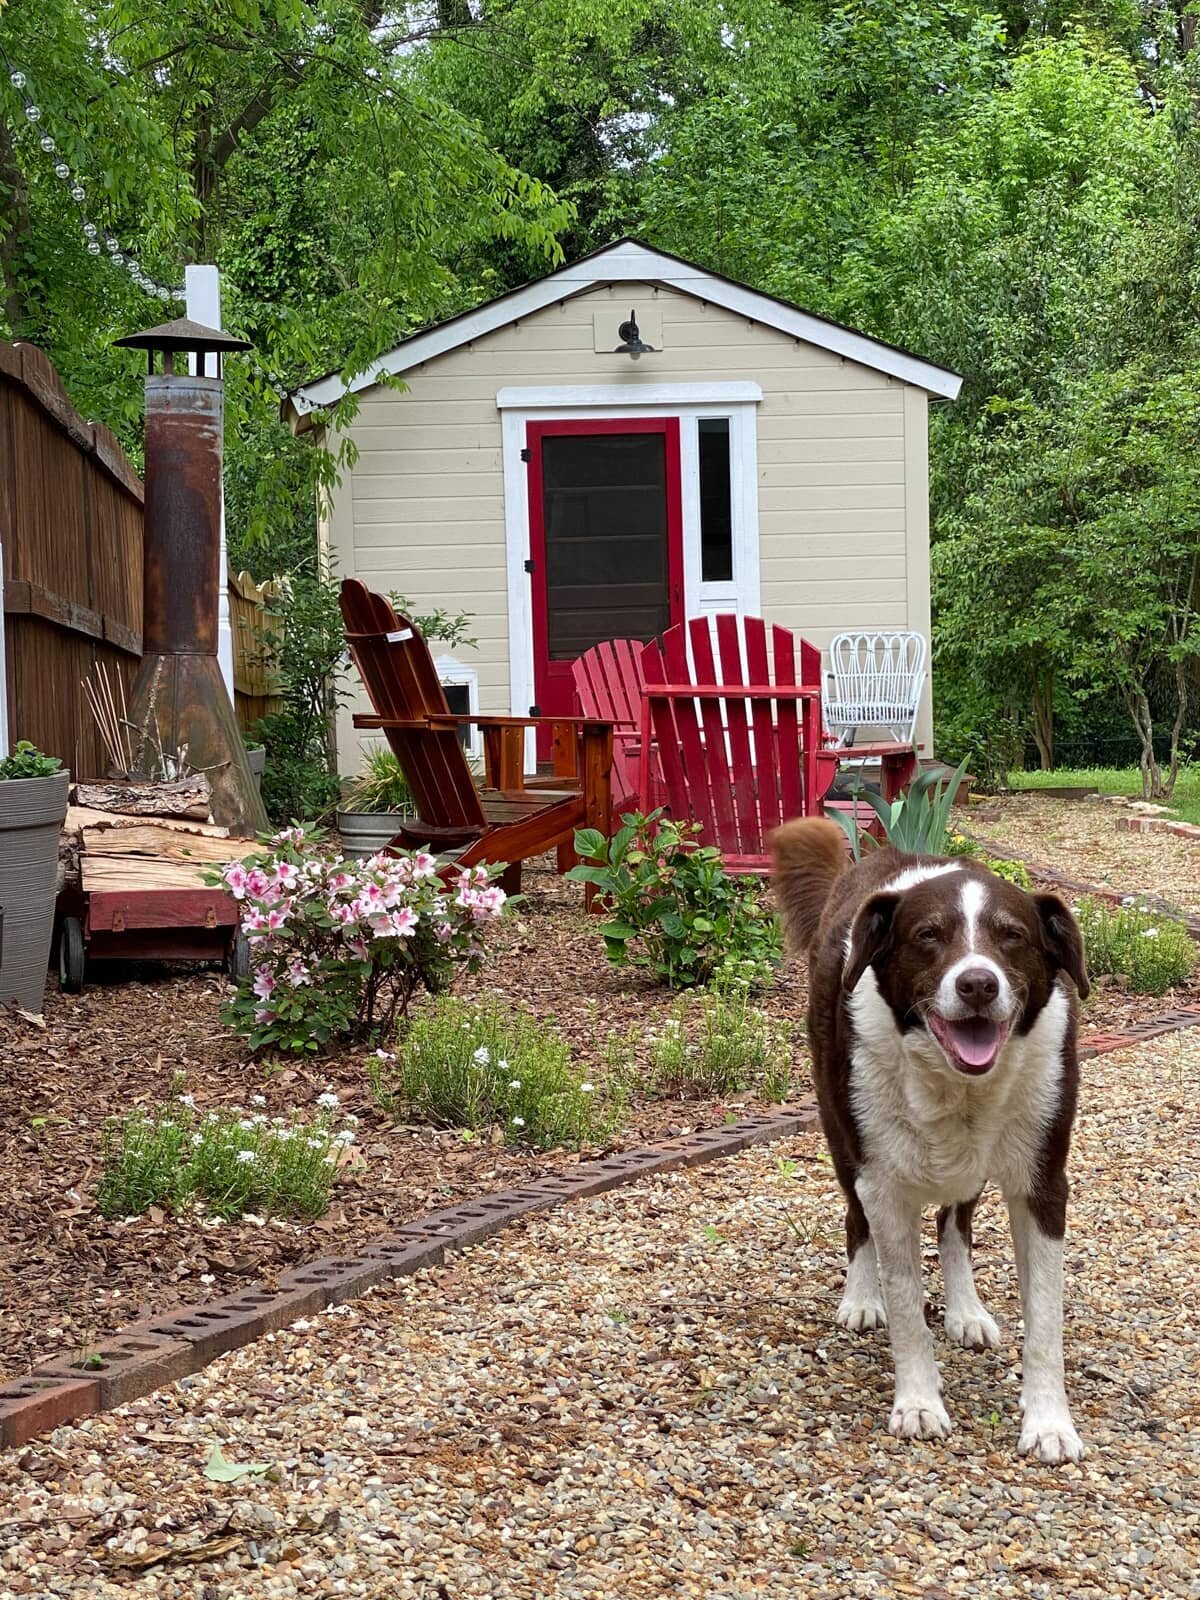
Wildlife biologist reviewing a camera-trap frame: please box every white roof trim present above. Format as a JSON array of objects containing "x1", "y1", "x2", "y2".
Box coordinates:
[
  {"x1": 290, "y1": 241, "x2": 962, "y2": 414},
  {"x1": 496, "y1": 381, "x2": 762, "y2": 409}
]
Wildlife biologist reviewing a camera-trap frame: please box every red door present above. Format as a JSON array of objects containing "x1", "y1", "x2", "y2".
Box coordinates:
[{"x1": 526, "y1": 418, "x2": 684, "y2": 734}]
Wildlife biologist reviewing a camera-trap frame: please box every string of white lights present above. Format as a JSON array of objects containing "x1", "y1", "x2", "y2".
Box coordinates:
[{"x1": 1, "y1": 45, "x2": 184, "y2": 303}]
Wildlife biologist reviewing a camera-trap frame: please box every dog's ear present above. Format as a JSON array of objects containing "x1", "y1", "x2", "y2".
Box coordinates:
[
  {"x1": 844, "y1": 892, "x2": 900, "y2": 992},
  {"x1": 1034, "y1": 893, "x2": 1090, "y2": 999}
]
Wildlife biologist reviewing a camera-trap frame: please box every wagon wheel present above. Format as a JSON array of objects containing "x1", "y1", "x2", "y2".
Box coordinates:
[
  {"x1": 224, "y1": 931, "x2": 251, "y2": 980},
  {"x1": 58, "y1": 917, "x2": 86, "y2": 994}
]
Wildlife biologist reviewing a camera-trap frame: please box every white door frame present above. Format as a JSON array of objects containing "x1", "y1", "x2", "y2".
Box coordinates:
[{"x1": 498, "y1": 382, "x2": 762, "y2": 767}]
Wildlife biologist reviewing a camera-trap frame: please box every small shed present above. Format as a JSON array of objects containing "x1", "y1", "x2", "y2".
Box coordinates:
[{"x1": 285, "y1": 239, "x2": 961, "y2": 773}]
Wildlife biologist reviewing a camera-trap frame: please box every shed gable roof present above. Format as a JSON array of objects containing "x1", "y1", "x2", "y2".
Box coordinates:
[{"x1": 287, "y1": 239, "x2": 962, "y2": 418}]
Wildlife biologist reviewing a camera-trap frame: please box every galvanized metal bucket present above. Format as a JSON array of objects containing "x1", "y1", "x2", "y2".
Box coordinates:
[
  {"x1": 0, "y1": 768, "x2": 69, "y2": 1013},
  {"x1": 336, "y1": 810, "x2": 407, "y2": 860}
]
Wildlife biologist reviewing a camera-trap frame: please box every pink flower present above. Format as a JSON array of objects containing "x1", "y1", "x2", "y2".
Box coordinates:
[
  {"x1": 389, "y1": 907, "x2": 417, "y2": 938},
  {"x1": 242, "y1": 907, "x2": 266, "y2": 934},
  {"x1": 223, "y1": 862, "x2": 248, "y2": 898},
  {"x1": 252, "y1": 967, "x2": 276, "y2": 1001},
  {"x1": 286, "y1": 957, "x2": 312, "y2": 987},
  {"x1": 253, "y1": 1006, "x2": 277, "y2": 1025},
  {"x1": 330, "y1": 902, "x2": 359, "y2": 927},
  {"x1": 246, "y1": 867, "x2": 271, "y2": 898},
  {"x1": 274, "y1": 861, "x2": 299, "y2": 889},
  {"x1": 266, "y1": 907, "x2": 290, "y2": 932},
  {"x1": 434, "y1": 921, "x2": 453, "y2": 943},
  {"x1": 328, "y1": 871, "x2": 353, "y2": 892},
  {"x1": 346, "y1": 937, "x2": 369, "y2": 961},
  {"x1": 413, "y1": 852, "x2": 436, "y2": 880}
]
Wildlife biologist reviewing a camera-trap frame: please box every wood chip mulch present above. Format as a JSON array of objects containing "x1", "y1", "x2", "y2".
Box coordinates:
[{"x1": 1, "y1": 848, "x2": 1194, "y2": 1391}]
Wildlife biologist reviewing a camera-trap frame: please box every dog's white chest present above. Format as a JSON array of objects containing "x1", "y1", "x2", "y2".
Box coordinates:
[{"x1": 847, "y1": 977, "x2": 1069, "y2": 1204}]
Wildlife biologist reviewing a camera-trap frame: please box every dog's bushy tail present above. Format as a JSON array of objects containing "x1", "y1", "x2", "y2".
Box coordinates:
[{"x1": 769, "y1": 818, "x2": 849, "y2": 955}]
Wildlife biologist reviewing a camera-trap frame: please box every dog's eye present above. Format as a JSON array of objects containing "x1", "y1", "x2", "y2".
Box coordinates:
[
  {"x1": 915, "y1": 925, "x2": 940, "y2": 945},
  {"x1": 997, "y1": 924, "x2": 1024, "y2": 944}
]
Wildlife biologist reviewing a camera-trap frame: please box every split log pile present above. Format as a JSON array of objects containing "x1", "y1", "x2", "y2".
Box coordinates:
[{"x1": 57, "y1": 776, "x2": 253, "y2": 895}]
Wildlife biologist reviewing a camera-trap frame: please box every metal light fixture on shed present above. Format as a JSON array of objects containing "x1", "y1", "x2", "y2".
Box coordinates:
[
  {"x1": 112, "y1": 316, "x2": 267, "y2": 834},
  {"x1": 614, "y1": 308, "x2": 657, "y2": 360}
]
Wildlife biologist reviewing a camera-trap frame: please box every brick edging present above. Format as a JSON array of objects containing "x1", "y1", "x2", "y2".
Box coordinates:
[{"x1": 0, "y1": 1106, "x2": 819, "y2": 1448}]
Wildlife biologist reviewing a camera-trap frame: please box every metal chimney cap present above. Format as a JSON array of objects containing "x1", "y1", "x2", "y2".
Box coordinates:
[{"x1": 113, "y1": 316, "x2": 252, "y2": 355}]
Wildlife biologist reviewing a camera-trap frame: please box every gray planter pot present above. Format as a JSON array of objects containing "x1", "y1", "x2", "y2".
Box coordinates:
[
  {"x1": 0, "y1": 768, "x2": 70, "y2": 1013},
  {"x1": 336, "y1": 809, "x2": 409, "y2": 860},
  {"x1": 246, "y1": 746, "x2": 266, "y2": 792}
]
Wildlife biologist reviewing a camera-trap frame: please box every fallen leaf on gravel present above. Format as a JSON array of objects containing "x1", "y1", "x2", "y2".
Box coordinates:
[
  {"x1": 202, "y1": 1444, "x2": 271, "y2": 1482},
  {"x1": 105, "y1": 1534, "x2": 244, "y2": 1572}
]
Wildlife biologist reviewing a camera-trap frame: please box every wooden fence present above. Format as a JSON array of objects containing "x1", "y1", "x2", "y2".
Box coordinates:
[
  {"x1": 1, "y1": 340, "x2": 285, "y2": 776},
  {"x1": 229, "y1": 569, "x2": 284, "y2": 731},
  {"x1": 0, "y1": 342, "x2": 143, "y2": 780}
]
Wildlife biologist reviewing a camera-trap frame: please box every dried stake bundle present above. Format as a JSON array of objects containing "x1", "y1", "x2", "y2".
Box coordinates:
[{"x1": 81, "y1": 663, "x2": 134, "y2": 777}]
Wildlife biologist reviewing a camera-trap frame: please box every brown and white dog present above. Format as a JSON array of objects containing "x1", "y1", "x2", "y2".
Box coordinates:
[{"x1": 770, "y1": 818, "x2": 1090, "y2": 1464}]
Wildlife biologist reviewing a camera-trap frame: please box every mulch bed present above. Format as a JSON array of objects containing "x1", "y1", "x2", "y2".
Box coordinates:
[{"x1": 2, "y1": 850, "x2": 1195, "y2": 1389}]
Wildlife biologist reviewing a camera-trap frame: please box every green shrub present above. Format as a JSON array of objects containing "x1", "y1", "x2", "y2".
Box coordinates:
[
  {"x1": 340, "y1": 746, "x2": 414, "y2": 814},
  {"x1": 645, "y1": 988, "x2": 795, "y2": 1101},
  {"x1": 369, "y1": 996, "x2": 624, "y2": 1149},
  {"x1": 97, "y1": 1092, "x2": 355, "y2": 1220},
  {"x1": 831, "y1": 758, "x2": 971, "y2": 860},
  {"x1": 0, "y1": 740, "x2": 62, "y2": 780},
  {"x1": 982, "y1": 854, "x2": 1032, "y2": 888},
  {"x1": 1075, "y1": 897, "x2": 1196, "y2": 996},
  {"x1": 566, "y1": 812, "x2": 781, "y2": 989}
]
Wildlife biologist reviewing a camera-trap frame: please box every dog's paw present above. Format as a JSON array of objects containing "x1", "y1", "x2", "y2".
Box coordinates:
[
  {"x1": 835, "y1": 1294, "x2": 887, "y2": 1333},
  {"x1": 944, "y1": 1303, "x2": 1001, "y2": 1351},
  {"x1": 889, "y1": 1392, "x2": 952, "y2": 1441},
  {"x1": 1018, "y1": 1409, "x2": 1086, "y2": 1465}
]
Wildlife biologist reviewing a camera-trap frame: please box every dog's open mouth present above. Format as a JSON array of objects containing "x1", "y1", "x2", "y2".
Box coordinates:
[{"x1": 927, "y1": 1013, "x2": 1010, "y2": 1075}]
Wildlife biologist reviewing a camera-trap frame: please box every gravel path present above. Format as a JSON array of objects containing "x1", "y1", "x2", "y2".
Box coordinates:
[
  {"x1": 967, "y1": 794, "x2": 1200, "y2": 912},
  {"x1": 2, "y1": 1036, "x2": 1199, "y2": 1599}
]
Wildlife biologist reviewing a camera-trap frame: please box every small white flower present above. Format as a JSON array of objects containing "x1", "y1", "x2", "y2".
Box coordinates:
[
  {"x1": 177, "y1": 1093, "x2": 196, "y2": 1107},
  {"x1": 199, "y1": 1273, "x2": 215, "y2": 1286},
  {"x1": 190, "y1": 1133, "x2": 203, "y2": 1147},
  {"x1": 237, "y1": 1150, "x2": 257, "y2": 1165},
  {"x1": 498, "y1": 1059, "x2": 509, "y2": 1071},
  {"x1": 511, "y1": 1115, "x2": 525, "y2": 1128},
  {"x1": 1142, "y1": 927, "x2": 1160, "y2": 939},
  {"x1": 238, "y1": 1118, "x2": 256, "y2": 1131},
  {"x1": 580, "y1": 1082, "x2": 595, "y2": 1094},
  {"x1": 250, "y1": 1093, "x2": 267, "y2": 1107},
  {"x1": 508, "y1": 1079, "x2": 522, "y2": 1090},
  {"x1": 332, "y1": 1130, "x2": 354, "y2": 1148},
  {"x1": 472, "y1": 1046, "x2": 491, "y2": 1066},
  {"x1": 275, "y1": 1127, "x2": 294, "y2": 1142},
  {"x1": 373, "y1": 1048, "x2": 395, "y2": 1062},
  {"x1": 344, "y1": 1114, "x2": 359, "y2": 1127},
  {"x1": 317, "y1": 1091, "x2": 341, "y2": 1110},
  {"x1": 306, "y1": 1137, "x2": 324, "y2": 1151}
]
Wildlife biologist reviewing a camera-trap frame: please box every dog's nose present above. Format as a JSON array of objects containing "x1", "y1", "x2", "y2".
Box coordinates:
[{"x1": 955, "y1": 966, "x2": 1000, "y2": 1008}]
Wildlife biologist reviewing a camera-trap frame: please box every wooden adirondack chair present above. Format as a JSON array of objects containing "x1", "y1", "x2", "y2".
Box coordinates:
[
  {"x1": 571, "y1": 639, "x2": 664, "y2": 813},
  {"x1": 638, "y1": 615, "x2": 916, "y2": 871},
  {"x1": 339, "y1": 580, "x2": 613, "y2": 892}
]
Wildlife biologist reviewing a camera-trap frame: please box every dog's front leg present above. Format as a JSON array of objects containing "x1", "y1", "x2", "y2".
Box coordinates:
[
  {"x1": 857, "y1": 1176, "x2": 950, "y2": 1440},
  {"x1": 1006, "y1": 1192, "x2": 1086, "y2": 1464}
]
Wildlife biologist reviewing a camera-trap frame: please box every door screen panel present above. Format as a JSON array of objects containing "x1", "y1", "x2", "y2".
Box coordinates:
[{"x1": 541, "y1": 432, "x2": 670, "y2": 660}]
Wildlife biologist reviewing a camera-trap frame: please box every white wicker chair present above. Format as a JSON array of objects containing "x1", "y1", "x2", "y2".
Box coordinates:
[{"x1": 824, "y1": 631, "x2": 927, "y2": 748}]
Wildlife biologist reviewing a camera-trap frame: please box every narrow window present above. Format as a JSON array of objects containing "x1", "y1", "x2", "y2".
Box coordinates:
[{"x1": 698, "y1": 418, "x2": 733, "y2": 583}]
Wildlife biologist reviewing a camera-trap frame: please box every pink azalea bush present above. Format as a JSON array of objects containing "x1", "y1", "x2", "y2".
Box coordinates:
[{"x1": 215, "y1": 827, "x2": 508, "y2": 1053}]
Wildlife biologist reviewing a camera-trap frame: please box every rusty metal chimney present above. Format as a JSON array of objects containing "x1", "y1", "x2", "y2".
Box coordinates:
[{"x1": 113, "y1": 317, "x2": 268, "y2": 835}]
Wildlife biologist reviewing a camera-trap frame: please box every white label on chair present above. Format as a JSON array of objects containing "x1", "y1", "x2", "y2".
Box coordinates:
[{"x1": 385, "y1": 628, "x2": 414, "y2": 643}]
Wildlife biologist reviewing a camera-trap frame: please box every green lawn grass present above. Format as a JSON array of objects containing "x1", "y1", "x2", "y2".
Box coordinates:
[{"x1": 1009, "y1": 766, "x2": 1200, "y2": 826}]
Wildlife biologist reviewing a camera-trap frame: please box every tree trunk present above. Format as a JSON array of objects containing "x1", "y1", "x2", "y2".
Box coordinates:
[
  {"x1": 1161, "y1": 659, "x2": 1190, "y2": 800},
  {"x1": 1031, "y1": 671, "x2": 1054, "y2": 770},
  {"x1": 1122, "y1": 684, "x2": 1163, "y2": 798}
]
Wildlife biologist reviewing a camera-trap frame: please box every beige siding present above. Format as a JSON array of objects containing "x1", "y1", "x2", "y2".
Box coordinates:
[{"x1": 332, "y1": 281, "x2": 933, "y2": 771}]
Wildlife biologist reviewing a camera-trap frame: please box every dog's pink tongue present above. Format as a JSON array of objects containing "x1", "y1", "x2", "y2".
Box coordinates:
[{"x1": 945, "y1": 1017, "x2": 1002, "y2": 1067}]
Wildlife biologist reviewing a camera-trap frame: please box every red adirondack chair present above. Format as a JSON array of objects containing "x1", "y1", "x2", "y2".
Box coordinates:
[
  {"x1": 571, "y1": 639, "x2": 664, "y2": 812},
  {"x1": 638, "y1": 615, "x2": 915, "y2": 871},
  {"x1": 340, "y1": 580, "x2": 613, "y2": 894}
]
